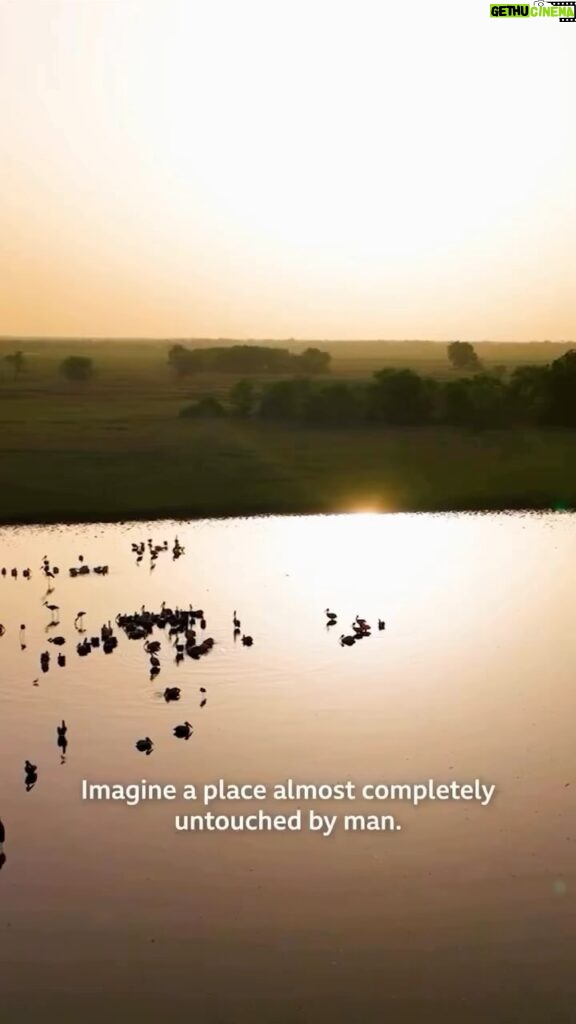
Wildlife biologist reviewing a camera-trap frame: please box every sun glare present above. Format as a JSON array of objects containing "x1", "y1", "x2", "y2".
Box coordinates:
[{"x1": 0, "y1": 0, "x2": 575, "y2": 336}]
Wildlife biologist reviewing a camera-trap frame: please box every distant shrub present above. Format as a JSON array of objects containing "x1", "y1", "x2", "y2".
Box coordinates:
[
  {"x1": 60, "y1": 356, "x2": 94, "y2": 381},
  {"x1": 447, "y1": 341, "x2": 482, "y2": 373},
  {"x1": 229, "y1": 379, "x2": 257, "y2": 417},
  {"x1": 4, "y1": 350, "x2": 26, "y2": 378},
  {"x1": 179, "y1": 396, "x2": 226, "y2": 419}
]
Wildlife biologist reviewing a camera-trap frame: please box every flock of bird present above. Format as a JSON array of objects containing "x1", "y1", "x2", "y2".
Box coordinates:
[
  {"x1": 325, "y1": 608, "x2": 386, "y2": 645},
  {"x1": 132, "y1": 537, "x2": 185, "y2": 569},
  {"x1": 0, "y1": 538, "x2": 261, "y2": 797},
  {"x1": 0, "y1": 535, "x2": 387, "y2": 866}
]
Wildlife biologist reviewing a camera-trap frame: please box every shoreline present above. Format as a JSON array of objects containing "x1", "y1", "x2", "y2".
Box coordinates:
[{"x1": 0, "y1": 497, "x2": 570, "y2": 529}]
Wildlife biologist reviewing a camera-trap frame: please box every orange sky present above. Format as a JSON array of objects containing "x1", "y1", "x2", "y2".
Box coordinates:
[{"x1": 1, "y1": 0, "x2": 575, "y2": 341}]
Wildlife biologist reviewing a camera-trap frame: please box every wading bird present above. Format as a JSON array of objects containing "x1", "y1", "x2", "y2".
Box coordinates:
[
  {"x1": 340, "y1": 634, "x2": 356, "y2": 647},
  {"x1": 173, "y1": 721, "x2": 193, "y2": 740},
  {"x1": 135, "y1": 737, "x2": 154, "y2": 755}
]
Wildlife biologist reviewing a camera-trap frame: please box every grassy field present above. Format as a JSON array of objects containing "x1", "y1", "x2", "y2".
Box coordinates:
[{"x1": 0, "y1": 339, "x2": 575, "y2": 523}]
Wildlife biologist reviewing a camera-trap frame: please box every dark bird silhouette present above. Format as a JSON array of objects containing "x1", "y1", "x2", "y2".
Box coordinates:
[
  {"x1": 57, "y1": 729, "x2": 68, "y2": 761},
  {"x1": 241, "y1": 635, "x2": 254, "y2": 647},
  {"x1": 24, "y1": 760, "x2": 38, "y2": 791},
  {"x1": 325, "y1": 608, "x2": 337, "y2": 621},
  {"x1": 340, "y1": 634, "x2": 356, "y2": 647},
  {"x1": 173, "y1": 721, "x2": 193, "y2": 740},
  {"x1": 378, "y1": 619, "x2": 385, "y2": 630},
  {"x1": 233, "y1": 611, "x2": 241, "y2": 629},
  {"x1": 200, "y1": 698, "x2": 207, "y2": 708},
  {"x1": 48, "y1": 636, "x2": 66, "y2": 646},
  {"x1": 200, "y1": 687, "x2": 206, "y2": 693},
  {"x1": 0, "y1": 819, "x2": 5, "y2": 844},
  {"x1": 57, "y1": 653, "x2": 66, "y2": 667},
  {"x1": 57, "y1": 721, "x2": 67, "y2": 739},
  {"x1": 135, "y1": 737, "x2": 154, "y2": 755},
  {"x1": 163, "y1": 687, "x2": 181, "y2": 702}
]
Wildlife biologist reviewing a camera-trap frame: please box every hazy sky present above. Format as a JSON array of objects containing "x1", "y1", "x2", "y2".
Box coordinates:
[{"x1": 1, "y1": 0, "x2": 575, "y2": 340}]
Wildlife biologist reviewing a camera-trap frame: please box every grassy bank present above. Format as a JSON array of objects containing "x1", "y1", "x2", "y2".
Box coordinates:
[
  {"x1": 0, "y1": 408, "x2": 575, "y2": 523},
  {"x1": 1, "y1": 341, "x2": 575, "y2": 523}
]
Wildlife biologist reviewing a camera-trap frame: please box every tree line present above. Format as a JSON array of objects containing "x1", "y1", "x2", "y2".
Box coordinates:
[
  {"x1": 168, "y1": 343, "x2": 331, "y2": 376},
  {"x1": 181, "y1": 349, "x2": 576, "y2": 428}
]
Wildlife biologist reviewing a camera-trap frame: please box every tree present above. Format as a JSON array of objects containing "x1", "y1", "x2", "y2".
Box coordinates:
[
  {"x1": 544, "y1": 349, "x2": 576, "y2": 426},
  {"x1": 179, "y1": 396, "x2": 226, "y2": 418},
  {"x1": 507, "y1": 365, "x2": 549, "y2": 424},
  {"x1": 259, "y1": 378, "x2": 311, "y2": 420},
  {"x1": 229, "y1": 379, "x2": 256, "y2": 417},
  {"x1": 303, "y1": 383, "x2": 362, "y2": 425},
  {"x1": 296, "y1": 347, "x2": 331, "y2": 374},
  {"x1": 4, "y1": 350, "x2": 26, "y2": 378},
  {"x1": 60, "y1": 356, "x2": 94, "y2": 382},
  {"x1": 447, "y1": 341, "x2": 482, "y2": 372},
  {"x1": 168, "y1": 344, "x2": 193, "y2": 376},
  {"x1": 441, "y1": 374, "x2": 507, "y2": 428},
  {"x1": 368, "y1": 369, "x2": 434, "y2": 425}
]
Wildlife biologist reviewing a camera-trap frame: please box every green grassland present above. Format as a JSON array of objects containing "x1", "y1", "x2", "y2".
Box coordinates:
[{"x1": 0, "y1": 339, "x2": 575, "y2": 523}]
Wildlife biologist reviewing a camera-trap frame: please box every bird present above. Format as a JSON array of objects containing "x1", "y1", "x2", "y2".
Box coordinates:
[
  {"x1": 200, "y1": 698, "x2": 207, "y2": 708},
  {"x1": 340, "y1": 634, "x2": 356, "y2": 647},
  {"x1": 173, "y1": 721, "x2": 193, "y2": 740},
  {"x1": 44, "y1": 603, "x2": 59, "y2": 615},
  {"x1": 135, "y1": 737, "x2": 154, "y2": 755},
  {"x1": 0, "y1": 819, "x2": 5, "y2": 844},
  {"x1": 48, "y1": 636, "x2": 66, "y2": 646},
  {"x1": 24, "y1": 760, "x2": 38, "y2": 790},
  {"x1": 233, "y1": 611, "x2": 241, "y2": 629},
  {"x1": 57, "y1": 721, "x2": 67, "y2": 739},
  {"x1": 325, "y1": 608, "x2": 337, "y2": 620},
  {"x1": 378, "y1": 619, "x2": 386, "y2": 630},
  {"x1": 74, "y1": 611, "x2": 86, "y2": 625},
  {"x1": 241, "y1": 635, "x2": 254, "y2": 647},
  {"x1": 200, "y1": 687, "x2": 206, "y2": 693},
  {"x1": 163, "y1": 687, "x2": 181, "y2": 702}
]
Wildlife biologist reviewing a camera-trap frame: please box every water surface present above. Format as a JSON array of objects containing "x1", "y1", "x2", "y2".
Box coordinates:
[{"x1": 0, "y1": 513, "x2": 575, "y2": 1023}]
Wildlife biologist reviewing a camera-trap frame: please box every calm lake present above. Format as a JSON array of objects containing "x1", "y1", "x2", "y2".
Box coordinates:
[{"x1": 0, "y1": 512, "x2": 575, "y2": 1023}]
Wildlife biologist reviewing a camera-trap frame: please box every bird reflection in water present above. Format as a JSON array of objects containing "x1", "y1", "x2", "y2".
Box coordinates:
[
  {"x1": 0, "y1": 818, "x2": 5, "y2": 871},
  {"x1": 57, "y1": 720, "x2": 68, "y2": 763}
]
